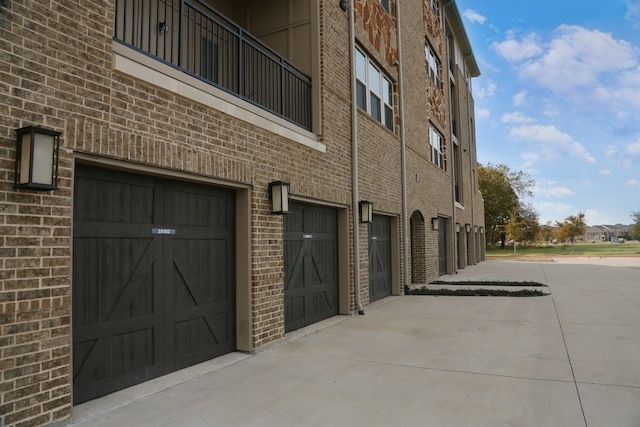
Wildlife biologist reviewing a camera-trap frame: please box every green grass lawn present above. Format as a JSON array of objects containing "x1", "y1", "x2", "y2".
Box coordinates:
[{"x1": 486, "y1": 241, "x2": 640, "y2": 258}]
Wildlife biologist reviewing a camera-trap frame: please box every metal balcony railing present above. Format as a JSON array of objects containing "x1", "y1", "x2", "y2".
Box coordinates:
[{"x1": 114, "y1": 0, "x2": 312, "y2": 131}]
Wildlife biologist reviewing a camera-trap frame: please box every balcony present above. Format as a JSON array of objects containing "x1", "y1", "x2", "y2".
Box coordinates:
[{"x1": 114, "y1": 0, "x2": 312, "y2": 131}]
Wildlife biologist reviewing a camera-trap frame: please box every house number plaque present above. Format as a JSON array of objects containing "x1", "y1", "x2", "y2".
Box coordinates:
[{"x1": 152, "y1": 228, "x2": 176, "y2": 235}]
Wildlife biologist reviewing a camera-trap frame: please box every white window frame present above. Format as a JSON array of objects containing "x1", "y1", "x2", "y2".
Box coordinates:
[
  {"x1": 430, "y1": 125, "x2": 445, "y2": 170},
  {"x1": 425, "y1": 42, "x2": 441, "y2": 89},
  {"x1": 356, "y1": 47, "x2": 394, "y2": 131},
  {"x1": 431, "y1": 0, "x2": 439, "y2": 14}
]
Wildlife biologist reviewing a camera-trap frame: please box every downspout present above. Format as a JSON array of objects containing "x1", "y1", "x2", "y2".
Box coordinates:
[
  {"x1": 395, "y1": 1, "x2": 409, "y2": 292},
  {"x1": 465, "y1": 63, "x2": 477, "y2": 263},
  {"x1": 451, "y1": 140, "x2": 458, "y2": 274},
  {"x1": 347, "y1": 0, "x2": 364, "y2": 315},
  {"x1": 444, "y1": 2, "x2": 458, "y2": 274}
]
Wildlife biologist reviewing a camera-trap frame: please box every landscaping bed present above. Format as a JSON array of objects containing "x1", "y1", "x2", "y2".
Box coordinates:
[{"x1": 405, "y1": 280, "x2": 549, "y2": 297}]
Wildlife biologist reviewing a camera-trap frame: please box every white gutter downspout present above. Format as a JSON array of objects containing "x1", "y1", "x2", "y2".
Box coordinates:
[
  {"x1": 444, "y1": 1, "x2": 458, "y2": 274},
  {"x1": 395, "y1": 0, "x2": 409, "y2": 292},
  {"x1": 348, "y1": 0, "x2": 365, "y2": 315},
  {"x1": 465, "y1": 59, "x2": 477, "y2": 264}
]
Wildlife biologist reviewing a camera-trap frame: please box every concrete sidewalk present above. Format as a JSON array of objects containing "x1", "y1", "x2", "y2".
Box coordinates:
[{"x1": 58, "y1": 259, "x2": 640, "y2": 427}]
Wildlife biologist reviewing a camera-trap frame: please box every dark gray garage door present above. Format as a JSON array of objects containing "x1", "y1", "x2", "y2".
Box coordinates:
[
  {"x1": 284, "y1": 202, "x2": 339, "y2": 332},
  {"x1": 438, "y1": 217, "x2": 447, "y2": 276},
  {"x1": 369, "y1": 215, "x2": 392, "y2": 302},
  {"x1": 72, "y1": 165, "x2": 235, "y2": 404}
]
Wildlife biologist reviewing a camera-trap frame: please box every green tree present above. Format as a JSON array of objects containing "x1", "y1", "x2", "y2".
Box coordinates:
[
  {"x1": 631, "y1": 211, "x2": 640, "y2": 240},
  {"x1": 478, "y1": 163, "x2": 535, "y2": 248},
  {"x1": 505, "y1": 205, "x2": 540, "y2": 253},
  {"x1": 517, "y1": 203, "x2": 540, "y2": 245},
  {"x1": 556, "y1": 212, "x2": 587, "y2": 253},
  {"x1": 540, "y1": 221, "x2": 555, "y2": 245}
]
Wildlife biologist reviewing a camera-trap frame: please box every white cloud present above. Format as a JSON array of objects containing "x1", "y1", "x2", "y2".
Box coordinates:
[
  {"x1": 501, "y1": 111, "x2": 534, "y2": 124},
  {"x1": 463, "y1": 9, "x2": 487, "y2": 25},
  {"x1": 512, "y1": 90, "x2": 528, "y2": 107},
  {"x1": 599, "y1": 169, "x2": 612, "y2": 176},
  {"x1": 537, "y1": 201, "x2": 574, "y2": 223},
  {"x1": 492, "y1": 32, "x2": 543, "y2": 63},
  {"x1": 534, "y1": 179, "x2": 576, "y2": 198},
  {"x1": 584, "y1": 209, "x2": 613, "y2": 226},
  {"x1": 518, "y1": 25, "x2": 637, "y2": 92},
  {"x1": 626, "y1": 0, "x2": 640, "y2": 30},
  {"x1": 520, "y1": 151, "x2": 539, "y2": 170},
  {"x1": 606, "y1": 145, "x2": 619, "y2": 158},
  {"x1": 493, "y1": 26, "x2": 640, "y2": 113},
  {"x1": 627, "y1": 179, "x2": 640, "y2": 186},
  {"x1": 476, "y1": 80, "x2": 497, "y2": 100},
  {"x1": 476, "y1": 108, "x2": 491, "y2": 119},
  {"x1": 626, "y1": 140, "x2": 640, "y2": 155},
  {"x1": 508, "y1": 124, "x2": 597, "y2": 163}
]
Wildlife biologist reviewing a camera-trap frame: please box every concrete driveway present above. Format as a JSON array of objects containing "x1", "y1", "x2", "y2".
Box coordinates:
[{"x1": 58, "y1": 258, "x2": 640, "y2": 427}]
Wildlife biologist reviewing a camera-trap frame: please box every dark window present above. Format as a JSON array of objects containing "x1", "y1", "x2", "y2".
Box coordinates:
[{"x1": 380, "y1": 0, "x2": 390, "y2": 13}]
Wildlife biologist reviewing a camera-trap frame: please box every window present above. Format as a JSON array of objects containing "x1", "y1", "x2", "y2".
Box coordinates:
[
  {"x1": 356, "y1": 47, "x2": 394, "y2": 131},
  {"x1": 431, "y1": 0, "x2": 439, "y2": 14},
  {"x1": 380, "y1": 0, "x2": 390, "y2": 14},
  {"x1": 425, "y1": 42, "x2": 441, "y2": 88},
  {"x1": 453, "y1": 143, "x2": 462, "y2": 202},
  {"x1": 430, "y1": 125, "x2": 445, "y2": 170}
]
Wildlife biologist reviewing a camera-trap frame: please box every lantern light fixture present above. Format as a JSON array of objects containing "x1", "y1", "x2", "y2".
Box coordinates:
[
  {"x1": 480, "y1": 227, "x2": 484, "y2": 234},
  {"x1": 359, "y1": 201, "x2": 373, "y2": 223},
  {"x1": 268, "y1": 181, "x2": 291, "y2": 214},
  {"x1": 431, "y1": 217, "x2": 439, "y2": 231},
  {"x1": 14, "y1": 126, "x2": 61, "y2": 191},
  {"x1": 455, "y1": 223, "x2": 460, "y2": 233}
]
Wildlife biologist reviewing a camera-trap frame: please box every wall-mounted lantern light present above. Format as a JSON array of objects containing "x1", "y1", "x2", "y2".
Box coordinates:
[
  {"x1": 339, "y1": 0, "x2": 349, "y2": 11},
  {"x1": 14, "y1": 126, "x2": 61, "y2": 191},
  {"x1": 455, "y1": 223, "x2": 461, "y2": 233},
  {"x1": 268, "y1": 181, "x2": 291, "y2": 214},
  {"x1": 432, "y1": 217, "x2": 440, "y2": 231},
  {"x1": 480, "y1": 227, "x2": 484, "y2": 234},
  {"x1": 474, "y1": 226, "x2": 479, "y2": 233},
  {"x1": 158, "y1": 22, "x2": 170, "y2": 34},
  {"x1": 465, "y1": 223, "x2": 471, "y2": 233},
  {"x1": 359, "y1": 200, "x2": 373, "y2": 223}
]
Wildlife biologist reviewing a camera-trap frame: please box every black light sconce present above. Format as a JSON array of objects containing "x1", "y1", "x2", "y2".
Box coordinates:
[
  {"x1": 269, "y1": 181, "x2": 291, "y2": 214},
  {"x1": 339, "y1": 0, "x2": 349, "y2": 11},
  {"x1": 474, "y1": 226, "x2": 479, "y2": 233},
  {"x1": 359, "y1": 200, "x2": 373, "y2": 223},
  {"x1": 158, "y1": 22, "x2": 169, "y2": 34},
  {"x1": 455, "y1": 223, "x2": 461, "y2": 233},
  {"x1": 465, "y1": 223, "x2": 471, "y2": 233},
  {"x1": 480, "y1": 227, "x2": 484, "y2": 234},
  {"x1": 14, "y1": 126, "x2": 60, "y2": 191},
  {"x1": 431, "y1": 217, "x2": 439, "y2": 231}
]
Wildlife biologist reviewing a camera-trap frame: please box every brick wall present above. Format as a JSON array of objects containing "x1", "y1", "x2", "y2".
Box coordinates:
[
  {"x1": 0, "y1": 0, "x2": 482, "y2": 424},
  {"x1": 401, "y1": 0, "x2": 456, "y2": 279}
]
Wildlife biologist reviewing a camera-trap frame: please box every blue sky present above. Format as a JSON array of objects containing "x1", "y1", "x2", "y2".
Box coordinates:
[{"x1": 457, "y1": 0, "x2": 640, "y2": 225}]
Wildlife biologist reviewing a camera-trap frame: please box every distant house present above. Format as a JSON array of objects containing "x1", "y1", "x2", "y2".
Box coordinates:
[{"x1": 583, "y1": 224, "x2": 633, "y2": 241}]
